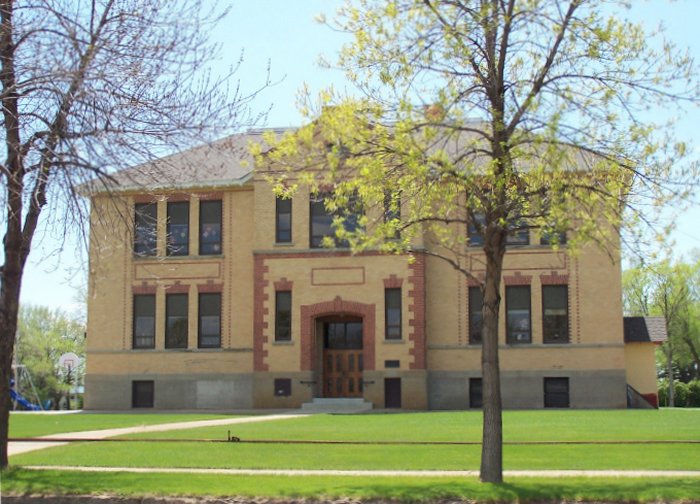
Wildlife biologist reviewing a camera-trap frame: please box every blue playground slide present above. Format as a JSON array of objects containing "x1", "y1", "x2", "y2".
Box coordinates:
[{"x1": 10, "y1": 388, "x2": 41, "y2": 411}]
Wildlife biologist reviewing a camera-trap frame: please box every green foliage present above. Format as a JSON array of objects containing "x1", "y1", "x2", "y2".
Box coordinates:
[
  {"x1": 14, "y1": 305, "x2": 86, "y2": 409},
  {"x1": 658, "y1": 379, "x2": 700, "y2": 407}
]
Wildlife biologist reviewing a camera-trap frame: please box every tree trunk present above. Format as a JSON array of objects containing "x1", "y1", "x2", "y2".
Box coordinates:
[
  {"x1": 667, "y1": 342, "x2": 674, "y2": 407},
  {"x1": 479, "y1": 229, "x2": 506, "y2": 483}
]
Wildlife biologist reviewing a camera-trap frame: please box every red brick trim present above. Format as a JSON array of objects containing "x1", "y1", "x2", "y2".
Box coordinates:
[
  {"x1": 133, "y1": 194, "x2": 158, "y2": 204},
  {"x1": 164, "y1": 192, "x2": 191, "y2": 202},
  {"x1": 164, "y1": 283, "x2": 190, "y2": 294},
  {"x1": 408, "y1": 253, "x2": 426, "y2": 370},
  {"x1": 300, "y1": 296, "x2": 376, "y2": 371},
  {"x1": 540, "y1": 271, "x2": 569, "y2": 285},
  {"x1": 274, "y1": 278, "x2": 294, "y2": 291},
  {"x1": 383, "y1": 275, "x2": 404, "y2": 289},
  {"x1": 642, "y1": 393, "x2": 659, "y2": 408},
  {"x1": 504, "y1": 272, "x2": 532, "y2": 286},
  {"x1": 196, "y1": 192, "x2": 224, "y2": 201},
  {"x1": 197, "y1": 282, "x2": 223, "y2": 293},
  {"x1": 467, "y1": 274, "x2": 484, "y2": 287},
  {"x1": 253, "y1": 256, "x2": 270, "y2": 371},
  {"x1": 132, "y1": 283, "x2": 157, "y2": 295}
]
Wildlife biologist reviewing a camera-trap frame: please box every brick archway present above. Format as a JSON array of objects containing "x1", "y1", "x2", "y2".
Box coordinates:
[{"x1": 300, "y1": 296, "x2": 376, "y2": 371}]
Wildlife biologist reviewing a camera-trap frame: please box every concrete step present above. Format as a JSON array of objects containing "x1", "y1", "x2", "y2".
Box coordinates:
[{"x1": 301, "y1": 397, "x2": 373, "y2": 413}]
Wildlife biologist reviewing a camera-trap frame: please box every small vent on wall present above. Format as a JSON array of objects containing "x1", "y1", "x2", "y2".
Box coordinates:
[{"x1": 385, "y1": 360, "x2": 400, "y2": 369}]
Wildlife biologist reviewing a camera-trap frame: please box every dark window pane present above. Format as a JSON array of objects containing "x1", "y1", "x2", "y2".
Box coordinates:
[
  {"x1": 543, "y1": 285, "x2": 569, "y2": 343},
  {"x1": 346, "y1": 322, "x2": 363, "y2": 349},
  {"x1": 134, "y1": 203, "x2": 157, "y2": 256},
  {"x1": 275, "y1": 291, "x2": 292, "y2": 341},
  {"x1": 544, "y1": 377, "x2": 570, "y2": 408},
  {"x1": 132, "y1": 380, "x2": 154, "y2": 408},
  {"x1": 276, "y1": 197, "x2": 292, "y2": 243},
  {"x1": 507, "y1": 286, "x2": 531, "y2": 344},
  {"x1": 200, "y1": 200, "x2": 222, "y2": 255},
  {"x1": 469, "y1": 378, "x2": 483, "y2": 408},
  {"x1": 540, "y1": 230, "x2": 567, "y2": 246},
  {"x1": 165, "y1": 293, "x2": 188, "y2": 349},
  {"x1": 309, "y1": 192, "x2": 362, "y2": 248},
  {"x1": 468, "y1": 286, "x2": 483, "y2": 345},
  {"x1": 167, "y1": 201, "x2": 189, "y2": 256},
  {"x1": 198, "y1": 293, "x2": 221, "y2": 348},
  {"x1": 468, "y1": 213, "x2": 485, "y2": 247},
  {"x1": 385, "y1": 288, "x2": 402, "y2": 340},
  {"x1": 507, "y1": 219, "x2": 529, "y2": 245},
  {"x1": 133, "y1": 295, "x2": 155, "y2": 349}
]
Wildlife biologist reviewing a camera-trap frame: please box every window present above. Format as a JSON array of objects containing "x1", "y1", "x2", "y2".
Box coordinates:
[
  {"x1": 469, "y1": 378, "x2": 483, "y2": 408},
  {"x1": 199, "y1": 200, "x2": 222, "y2": 255},
  {"x1": 468, "y1": 213, "x2": 485, "y2": 247},
  {"x1": 309, "y1": 192, "x2": 362, "y2": 248},
  {"x1": 544, "y1": 377, "x2": 570, "y2": 408},
  {"x1": 540, "y1": 230, "x2": 567, "y2": 246},
  {"x1": 198, "y1": 293, "x2": 221, "y2": 348},
  {"x1": 276, "y1": 197, "x2": 292, "y2": 243},
  {"x1": 165, "y1": 293, "x2": 188, "y2": 349},
  {"x1": 166, "y1": 201, "x2": 189, "y2": 256},
  {"x1": 132, "y1": 380, "x2": 154, "y2": 408},
  {"x1": 543, "y1": 285, "x2": 569, "y2": 343},
  {"x1": 506, "y1": 219, "x2": 529, "y2": 245},
  {"x1": 133, "y1": 295, "x2": 155, "y2": 349},
  {"x1": 385, "y1": 288, "x2": 402, "y2": 340},
  {"x1": 468, "y1": 286, "x2": 483, "y2": 344},
  {"x1": 275, "y1": 291, "x2": 292, "y2": 342},
  {"x1": 134, "y1": 203, "x2": 157, "y2": 256},
  {"x1": 384, "y1": 191, "x2": 401, "y2": 238},
  {"x1": 274, "y1": 378, "x2": 292, "y2": 397},
  {"x1": 506, "y1": 286, "x2": 531, "y2": 344}
]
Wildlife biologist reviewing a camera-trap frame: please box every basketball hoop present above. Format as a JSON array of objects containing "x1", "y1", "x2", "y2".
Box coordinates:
[{"x1": 59, "y1": 352, "x2": 81, "y2": 371}]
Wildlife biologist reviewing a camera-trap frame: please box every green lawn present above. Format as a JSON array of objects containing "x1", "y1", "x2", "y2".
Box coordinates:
[
  {"x1": 9, "y1": 412, "x2": 238, "y2": 438},
  {"x1": 9, "y1": 409, "x2": 700, "y2": 471},
  {"x1": 3, "y1": 469, "x2": 699, "y2": 503}
]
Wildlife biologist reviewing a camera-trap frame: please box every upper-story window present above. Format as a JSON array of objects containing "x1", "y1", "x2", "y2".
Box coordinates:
[
  {"x1": 276, "y1": 197, "x2": 292, "y2": 243},
  {"x1": 542, "y1": 285, "x2": 569, "y2": 343},
  {"x1": 200, "y1": 200, "x2": 222, "y2": 255},
  {"x1": 309, "y1": 192, "x2": 362, "y2": 248},
  {"x1": 468, "y1": 286, "x2": 483, "y2": 344},
  {"x1": 506, "y1": 285, "x2": 531, "y2": 344},
  {"x1": 384, "y1": 191, "x2": 401, "y2": 238},
  {"x1": 540, "y1": 230, "x2": 567, "y2": 246},
  {"x1": 134, "y1": 203, "x2": 157, "y2": 256},
  {"x1": 506, "y1": 219, "x2": 529, "y2": 246},
  {"x1": 467, "y1": 213, "x2": 486, "y2": 247},
  {"x1": 166, "y1": 201, "x2": 189, "y2": 256},
  {"x1": 133, "y1": 294, "x2": 155, "y2": 349},
  {"x1": 385, "y1": 288, "x2": 402, "y2": 340}
]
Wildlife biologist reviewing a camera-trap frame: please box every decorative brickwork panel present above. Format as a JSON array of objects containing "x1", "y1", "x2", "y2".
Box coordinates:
[
  {"x1": 504, "y1": 272, "x2": 533, "y2": 286},
  {"x1": 408, "y1": 253, "x2": 427, "y2": 370},
  {"x1": 383, "y1": 274, "x2": 404, "y2": 289},
  {"x1": 132, "y1": 283, "x2": 157, "y2": 295},
  {"x1": 540, "y1": 272, "x2": 569, "y2": 285},
  {"x1": 300, "y1": 296, "x2": 376, "y2": 371},
  {"x1": 197, "y1": 282, "x2": 223, "y2": 293},
  {"x1": 133, "y1": 194, "x2": 158, "y2": 204}
]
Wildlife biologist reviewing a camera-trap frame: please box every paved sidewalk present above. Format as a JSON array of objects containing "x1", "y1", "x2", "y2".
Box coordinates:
[
  {"x1": 20, "y1": 466, "x2": 700, "y2": 478},
  {"x1": 9, "y1": 413, "x2": 309, "y2": 456}
]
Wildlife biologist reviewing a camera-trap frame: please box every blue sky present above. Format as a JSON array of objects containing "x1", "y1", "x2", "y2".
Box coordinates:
[{"x1": 19, "y1": 0, "x2": 700, "y2": 314}]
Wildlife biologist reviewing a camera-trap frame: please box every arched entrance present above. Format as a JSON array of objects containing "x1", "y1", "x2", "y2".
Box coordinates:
[
  {"x1": 319, "y1": 316, "x2": 363, "y2": 398},
  {"x1": 300, "y1": 296, "x2": 376, "y2": 399}
]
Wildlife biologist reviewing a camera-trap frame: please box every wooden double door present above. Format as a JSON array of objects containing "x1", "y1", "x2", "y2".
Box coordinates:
[{"x1": 321, "y1": 319, "x2": 364, "y2": 398}]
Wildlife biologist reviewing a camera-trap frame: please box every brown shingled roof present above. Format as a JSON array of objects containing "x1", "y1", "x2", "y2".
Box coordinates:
[{"x1": 624, "y1": 316, "x2": 668, "y2": 344}]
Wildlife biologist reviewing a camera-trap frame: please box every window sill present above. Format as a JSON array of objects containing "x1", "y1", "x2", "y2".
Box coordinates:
[
  {"x1": 133, "y1": 254, "x2": 224, "y2": 261},
  {"x1": 383, "y1": 338, "x2": 405, "y2": 344},
  {"x1": 274, "y1": 242, "x2": 295, "y2": 247},
  {"x1": 273, "y1": 340, "x2": 294, "y2": 345}
]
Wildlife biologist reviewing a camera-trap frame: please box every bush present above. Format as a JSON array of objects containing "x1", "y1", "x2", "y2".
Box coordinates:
[
  {"x1": 657, "y1": 379, "x2": 697, "y2": 407},
  {"x1": 688, "y1": 380, "x2": 700, "y2": 407}
]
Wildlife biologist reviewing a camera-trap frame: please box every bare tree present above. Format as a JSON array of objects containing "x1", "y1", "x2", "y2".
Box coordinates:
[{"x1": 0, "y1": 0, "x2": 266, "y2": 468}]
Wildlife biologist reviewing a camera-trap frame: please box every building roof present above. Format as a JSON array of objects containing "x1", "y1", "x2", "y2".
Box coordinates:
[
  {"x1": 86, "y1": 129, "x2": 289, "y2": 195},
  {"x1": 623, "y1": 316, "x2": 668, "y2": 344}
]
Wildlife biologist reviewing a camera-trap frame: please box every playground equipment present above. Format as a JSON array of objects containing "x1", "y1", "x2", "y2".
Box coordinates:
[{"x1": 10, "y1": 364, "x2": 44, "y2": 411}]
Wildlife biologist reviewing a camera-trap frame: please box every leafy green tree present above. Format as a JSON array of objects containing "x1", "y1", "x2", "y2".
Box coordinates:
[
  {"x1": 14, "y1": 305, "x2": 85, "y2": 409},
  {"x1": 262, "y1": 0, "x2": 698, "y2": 482}
]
